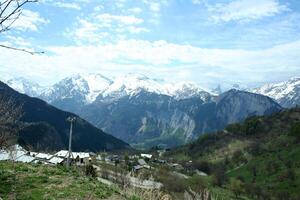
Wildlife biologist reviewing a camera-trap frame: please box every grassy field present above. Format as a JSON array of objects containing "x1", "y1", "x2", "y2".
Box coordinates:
[{"x1": 0, "y1": 161, "x2": 119, "y2": 200}]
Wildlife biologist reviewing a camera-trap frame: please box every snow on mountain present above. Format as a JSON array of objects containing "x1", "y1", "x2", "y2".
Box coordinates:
[
  {"x1": 6, "y1": 73, "x2": 213, "y2": 104},
  {"x1": 41, "y1": 74, "x2": 113, "y2": 103},
  {"x1": 164, "y1": 82, "x2": 212, "y2": 101},
  {"x1": 101, "y1": 73, "x2": 165, "y2": 99},
  {"x1": 251, "y1": 77, "x2": 300, "y2": 108},
  {"x1": 6, "y1": 77, "x2": 45, "y2": 97},
  {"x1": 101, "y1": 73, "x2": 212, "y2": 101}
]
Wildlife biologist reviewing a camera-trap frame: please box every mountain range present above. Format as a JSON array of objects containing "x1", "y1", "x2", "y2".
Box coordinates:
[
  {"x1": 4, "y1": 73, "x2": 292, "y2": 149},
  {"x1": 251, "y1": 77, "x2": 300, "y2": 108},
  {"x1": 0, "y1": 81, "x2": 130, "y2": 152}
]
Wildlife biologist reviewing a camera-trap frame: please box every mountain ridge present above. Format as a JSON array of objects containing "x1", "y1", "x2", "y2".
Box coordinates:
[{"x1": 0, "y1": 81, "x2": 130, "y2": 152}]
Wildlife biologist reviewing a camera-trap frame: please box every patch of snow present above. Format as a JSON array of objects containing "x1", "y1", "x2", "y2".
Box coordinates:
[{"x1": 252, "y1": 77, "x2": 300, "y2": 101}]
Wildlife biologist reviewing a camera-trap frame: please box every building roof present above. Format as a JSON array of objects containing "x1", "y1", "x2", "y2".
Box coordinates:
[
  {"x1": 35, "y1": 153, "x2": 53, "y2": 160},
  {"x1": 29, "y1": 152, "x2": 39, "y2": 157},
  {"x1": 141, "y1": 154, "x2": 152, "y2": 159},
  {"x1": 0, "y1": 150, "x2": 9, "y2": 161},
  {"x1": 55, "y1": 150, "x2": 90, "y2": 159},
  {"x1": 72, "y1": 152, "x2": 90, "y2": 159},
  {"x1": 133, "y1": 165, "x2": 143, "y2": 170},
  {"x1": 55, "y1": 150, "x2": 69, "y2": 158},
  {"x1": 15, "y1": 155, "x2": 35, "y2": 163},
  {"x1": 48, "y1": 156, "x2": 64, "y2": 164},
  {"x1": 138, "y1": 159, "x2": 147, "y2": 166}
]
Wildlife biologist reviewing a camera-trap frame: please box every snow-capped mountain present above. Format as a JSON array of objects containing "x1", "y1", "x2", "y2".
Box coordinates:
[
  {"x1": 41, "y1": 74, "x2": 113, "y2": 103},
  {"x1": 251, "y1": 77, "x2": 300, "y2": 108},
  {"x1": 100, "y1": 73, "x2": 212, "y2": 102},
  {"x1": 4, "y1": 73, "x2": 213, "y2": 105},
  {"x1": 6, "y1": 77, "x2": 45, "y2": 97},
  {"x1": 3, "y1": 74, "x2": 282, "y2": 148}
]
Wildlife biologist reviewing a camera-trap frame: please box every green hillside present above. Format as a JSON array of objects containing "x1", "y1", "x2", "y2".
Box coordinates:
[
  {"x1": 0, "y1": 161, "x2": 119, "y2": 200},
  {"x1": 165, "y1": 107, "x2": 300, "y2": 199}
]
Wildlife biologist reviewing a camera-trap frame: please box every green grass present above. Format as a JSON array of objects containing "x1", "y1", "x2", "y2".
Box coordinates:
[
  {"x1": 0, "y1": 161, "x2": 117, "y2": 200},
  {"x1": 164, "y1": 108, "x2": 300, "y2": 199}
]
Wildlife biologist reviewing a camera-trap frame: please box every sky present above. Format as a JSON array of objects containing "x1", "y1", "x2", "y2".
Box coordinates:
[{"x1": 0, "y1": 0, "x2": 300, "y2": 89}]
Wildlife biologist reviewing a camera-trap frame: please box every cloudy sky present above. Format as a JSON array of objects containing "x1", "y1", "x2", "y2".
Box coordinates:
[{"x1": 0, "y1": 0, "x2": 299, "y2": 89}]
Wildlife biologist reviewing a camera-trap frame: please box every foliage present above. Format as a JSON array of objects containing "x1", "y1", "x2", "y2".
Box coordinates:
[{"x1": 289, "y1": 122, "x2": 300, "y2": 140}]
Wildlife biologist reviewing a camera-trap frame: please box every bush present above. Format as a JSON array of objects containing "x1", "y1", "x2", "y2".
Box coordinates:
[
  {"x1": 232, "y1": 150, "x2": 247, "y2": 165},
  {"x1": 85, "y1": 164, "x2": 97, "y2": 177},
  {"x1": 229, "y1": 178, "x2": 243, "y2": 198},
  {"x1": 289, "y1": 122, "x2": 300, "y2": 141},
  {"x1": 212, "y1": 164, "x2": 226, "y2": 186},
  {"x1": 191, "y1": 160, "x2": 211, "y2": 174}
]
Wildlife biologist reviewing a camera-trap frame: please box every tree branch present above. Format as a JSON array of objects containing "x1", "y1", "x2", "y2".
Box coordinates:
[
  {"x1": 0, "y1": 0, "x2": 41, "y2": 54},
  {"x1": 0, "y1": 44, "x2": 44, "y2": 54}
]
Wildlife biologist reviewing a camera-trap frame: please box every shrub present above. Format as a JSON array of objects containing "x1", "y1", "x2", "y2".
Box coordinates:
[
  {"x1": 232, "y1": 150, "x2": 246, "y2": 165},
  {"x1": 289, "y1": 122, "x2": 300, "y2": 141},
  {"x1": 229, "y1": 178, "x2": 243, "y2": 198},
  {"x1": 212, "y1": 164, "x2": 226, "y2": 186},
  {"x1": 85, "y1": 164, "x2": 97, "y2": 177}
]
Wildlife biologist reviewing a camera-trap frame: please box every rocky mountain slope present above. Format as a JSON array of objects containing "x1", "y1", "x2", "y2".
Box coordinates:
[
  {"x1": 81, "y1": 89, "x2": 281, "y2": 148},
  {"x1": 251, "y1": 77, "x2": 300, "y2": 108},
  {"x1": 4, "y1": 74, "x2": 282, "y2": 149},
  {"x1": 0, "y1": 81, "x2": 130, "y2": 152}
]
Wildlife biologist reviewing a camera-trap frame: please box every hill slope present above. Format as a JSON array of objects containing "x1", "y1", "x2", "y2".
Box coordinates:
[
  {"x1": 0, "y1": 81, "x2": 130, "y2": 152},
  {"x1": 166, "y1": 107, "x2": 300, "y2": 199}
]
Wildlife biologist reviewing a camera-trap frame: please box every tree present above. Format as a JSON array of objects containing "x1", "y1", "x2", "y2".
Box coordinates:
[
  {"x1": 0, "y1": 0, "x2": 43, "y2": 54},
  {"x1": 289, "y1": 122, "x2": 300, "y2": 141},
  {"x1": 0, "y1": 96, "x2": 23, "y2": 148}
]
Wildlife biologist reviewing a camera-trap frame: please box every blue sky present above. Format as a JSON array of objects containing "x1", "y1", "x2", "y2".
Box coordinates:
[{"x1": 0, "y1": 0, "x2": 300, "y2": 89}]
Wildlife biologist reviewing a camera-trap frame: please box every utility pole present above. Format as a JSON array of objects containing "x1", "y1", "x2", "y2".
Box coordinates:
[{"x1": 67, "y1": 116, "x2": 76, "y2": 169}]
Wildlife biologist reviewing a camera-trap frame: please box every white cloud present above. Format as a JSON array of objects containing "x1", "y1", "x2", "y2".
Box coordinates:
[
  {"x1": 142, "y1": 0, "x2": 169, "y2": 24},
  {"x1": 10, "y1": 9, "x2": 49, "y2": 31},
  {"x1": 53, "y1": 2, "x2": 81, "y2": 10},
  {"x1": 68, "y1": 13, "x2": 148, "y2": 43},
  {"x1": 96, "y1": 14, "x2": 144, "y2": 25},
  {"x1": 209, "y1": 0, "x2": 288, "y2": 23},
  {"x1": 0, "y1": 39, "x2": 299, "y2": 88},
  {"x1": 128, "y1": 7, "x2": 143, "y2": 14}
]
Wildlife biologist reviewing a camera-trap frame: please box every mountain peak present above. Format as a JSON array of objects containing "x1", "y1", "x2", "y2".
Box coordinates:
[
  {"x1": 251, "y1": 77, "x2": 300, "y2": 108},
  {"x1": 6, "y1": 77, "x2": 44, "y2": 97}
]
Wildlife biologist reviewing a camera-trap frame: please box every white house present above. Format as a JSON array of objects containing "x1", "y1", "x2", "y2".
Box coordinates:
[
  {"x1": 48, "y1": 156, "x2": 64, "y2": 165},
  {"x1": 55, "y1": 150, "x2": 91, "y2": 165},
  {"x1": 141, "y1": 154, "x2": 152, "y2": 159}
]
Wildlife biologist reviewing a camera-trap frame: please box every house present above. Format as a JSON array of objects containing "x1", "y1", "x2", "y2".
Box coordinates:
[
  {"x1": 72, "y1": 152, "x2": 91, "y2": 165},
  {"x1": 15, "y1": 154, "x2": 36, "y2": 163},
  {"x1": 133, "y1": 165, "x2": 143, "y2": 171},
  {"x1": 48, "y1": 156, "x2": 64, "y2": 165},
  {"x1": 0, "y1": 145, "x2": 36, "y2": 163},
  {"x1": 0, "y1": 150, "x2": 9, "y2": 161},
  {"x1": 35, "y1": 153, "x2": 53, "y2": 160},
  {"x1": 55, "y1": 150, "x2": 69, "y2": 158},
  {"x1": 55, "y1": 150, "x2": 91, "y2": 165},
  {"x1": 141, "y1": 154, "x2": 152, "y2": 159},
  {"x1": 137, "y1": 159, "x2": 150, "y2": 169}
]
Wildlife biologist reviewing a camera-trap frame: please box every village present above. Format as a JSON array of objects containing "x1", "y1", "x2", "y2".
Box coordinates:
[{"x1": 0, "y1": 145, "x2": 207, "y2": 191}]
